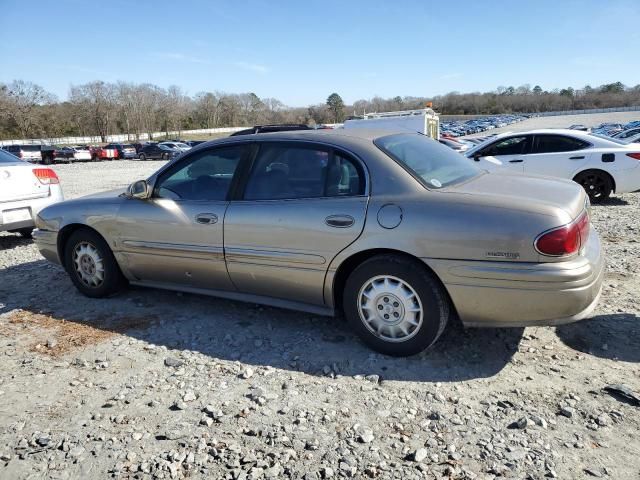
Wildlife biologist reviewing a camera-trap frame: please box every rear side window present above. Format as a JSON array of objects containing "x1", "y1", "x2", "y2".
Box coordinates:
[
  {"x1": 531, "y1": 135, "x2": 589, "y2": 154},
  {"x1": 243, "y1": 144, "x2": 364, "y2": 200},
  {"x1": 479, "y1": 136, "x2": 528, "y2": 156}
]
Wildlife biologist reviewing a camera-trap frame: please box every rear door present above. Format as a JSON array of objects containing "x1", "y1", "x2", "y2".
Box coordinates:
[
  {"x1": 471, "y1": 135, "x2": 531, "y2": 172},
  {"x1": 224, "y1": 142, "x2": 368, "y2": 306},
  {"x1": 115, "y1": 144, "x2": 249, "y2": 290},
  {"x1": 523, "y1": 135, "x2": 591, "y2": 178}
]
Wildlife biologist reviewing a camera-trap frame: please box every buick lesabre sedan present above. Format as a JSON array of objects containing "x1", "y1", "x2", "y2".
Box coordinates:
[{"x1": 33, "y1": 130, "x2": 604, "y2": 356}]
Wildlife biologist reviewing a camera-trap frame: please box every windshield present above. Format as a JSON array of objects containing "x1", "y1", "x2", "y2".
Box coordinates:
[
  {"x1": 375, "y1": 133, "x2": 481, "y2": 189},
  {"x1": 175, "y1": 143, "x2": 190, "y2": 148}
]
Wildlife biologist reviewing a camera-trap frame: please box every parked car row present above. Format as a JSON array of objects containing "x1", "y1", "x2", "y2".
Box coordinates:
[
  {"x1": 440, "y1": 114, "x2": 529, "y2": 137},
  {"x1": 0, "y1": 140, "x2": 204, "y2": 164}
]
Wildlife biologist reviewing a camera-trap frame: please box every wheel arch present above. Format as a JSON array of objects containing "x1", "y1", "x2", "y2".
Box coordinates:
[
  {"x1": 573, "y1": 168, "x2": 616, "y2": 193},
  {"x1": 57, "y1": 224, "x2": 108, "y2": 271},
  {"x1": 330, "y1": 248, "x2": 456, "y2": 318}
]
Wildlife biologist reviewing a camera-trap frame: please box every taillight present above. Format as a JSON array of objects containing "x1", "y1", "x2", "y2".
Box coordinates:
[
  {"x1": 626, "y1": 153, "x2": 640, "y2": 160},
  {"x1": 18, "y1": 151, "x2": 23, "y2": 158},
  {"x1": 535, "y1": 211, "x2": 590, "y2": 257},
  {"x1": 32, "y1": 168, "x2": 59, "y2": 185}
]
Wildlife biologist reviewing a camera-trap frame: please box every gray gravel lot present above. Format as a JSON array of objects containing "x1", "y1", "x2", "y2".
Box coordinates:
[{"x1": 0, "y1": 157, "x2": 639, "y2": 479}]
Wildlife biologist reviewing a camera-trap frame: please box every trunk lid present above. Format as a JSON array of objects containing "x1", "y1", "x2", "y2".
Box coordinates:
[
  {"x1": 448, "y1": 171, "x2": 587, "y2": 220},
  {"x1": 0, "y1": 162, "x2": 50, "y2": 202}
]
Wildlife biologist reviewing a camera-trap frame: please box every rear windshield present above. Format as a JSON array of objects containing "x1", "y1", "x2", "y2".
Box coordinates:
[
  {"x1": 123, "y1": 144, "x2": 134, "y2": 148},
  {"x1": 0, "y1": 149, "x2": 22, "y2": 163},
  {"x1": 375, "y1": 133, "x2": 481, "y2": 189},
  {"x1": 20, "y1": 145, "x2": 41, "y2": 151}
]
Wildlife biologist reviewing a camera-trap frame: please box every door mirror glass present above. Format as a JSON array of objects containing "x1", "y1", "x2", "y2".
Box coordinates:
[{"x1": 129, "y1": 180, "x2": 149, "y2": 199}]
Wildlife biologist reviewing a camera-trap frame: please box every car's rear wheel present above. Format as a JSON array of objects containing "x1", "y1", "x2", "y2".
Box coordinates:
[
  {"x1": 64, "y1": 228, "x2": 126, "y2": 298},
  {"x1": 343, "y1": 254, "x2": 450, "y2": 356},
  {"x1": 573, "y1": 170, "x2": 612, "y2": 202},
  {"x1": 138, "y1": 153, "x2": 146, "y2": 161}
]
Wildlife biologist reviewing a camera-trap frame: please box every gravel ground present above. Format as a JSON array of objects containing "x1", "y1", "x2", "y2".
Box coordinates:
[{"x1": 0, "y1": 158, "x2": 639, "y2": 480}]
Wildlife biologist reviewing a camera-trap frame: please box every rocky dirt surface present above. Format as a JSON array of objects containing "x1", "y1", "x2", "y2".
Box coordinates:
[{"x1": 0, "y1": 160, "x2": 639, "y2": 480}]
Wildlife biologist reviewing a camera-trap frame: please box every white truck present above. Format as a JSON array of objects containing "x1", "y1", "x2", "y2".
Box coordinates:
[{"x1": 343, "y1": 108, "x2": 440, "y2": 140}]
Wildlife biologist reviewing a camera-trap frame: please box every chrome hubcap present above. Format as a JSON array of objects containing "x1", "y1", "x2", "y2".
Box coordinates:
[
  {"x1": 73, "y1": 242, "x2": 104, "y2": 287},
  {"x1": 358, "y1": 275, "x2": 423, "y2": 342}
]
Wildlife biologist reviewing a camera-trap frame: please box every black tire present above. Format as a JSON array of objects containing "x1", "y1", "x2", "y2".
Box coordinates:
[
  {"x1": 18, "y1": 228, "x2": 33, "y2": 239},
  {"x1": 64, "y1": 228, "x2": 126, "y2": 298},
  {"x1": 162, "y1": 152, "x2": 169, "y2": 160},
  {"x1": 343, "y1": 254, "x2": 450, "y2": 357},
  {"x1": 138, "y1": 153, "x2": 146, "y2": 161},
  {"x1": 42, "y1": 155, "x2": 52, "y2": 165},
  {"x1": 573, "y1": 170, "x2": 612, "y2": 203}
]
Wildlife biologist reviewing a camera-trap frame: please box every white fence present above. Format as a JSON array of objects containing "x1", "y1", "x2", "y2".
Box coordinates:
[{"x1": 0, "y1": 126, "x2": 247, "y2": 147}]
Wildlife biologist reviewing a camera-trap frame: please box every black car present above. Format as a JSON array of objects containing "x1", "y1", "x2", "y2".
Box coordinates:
[
  {"x1": 230, "y1": 124, "x2": 311, "y2": 136},
  {"x1": 137, "y1": 143, "x2": 181, "y2": 161}
]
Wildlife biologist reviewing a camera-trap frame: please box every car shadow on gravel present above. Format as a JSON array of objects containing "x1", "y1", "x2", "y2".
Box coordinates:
[
  {"x1": 592, "y1": 197, "x2": 629, "y2": 207},
  {"x1": 0, "y1": 234, "x2": 32, "y2": 250},
  {"x1": 555, "y1": 313, "x2": 640, "y2": 363},
  {"x1": 1, "y1": 260, "x2": 524, "y2": 383}
]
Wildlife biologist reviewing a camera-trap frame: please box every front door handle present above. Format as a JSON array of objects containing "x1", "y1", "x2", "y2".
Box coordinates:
[
  {"x1": 569, "y1": 156, "x2": 585, "y2": 160},
  {"x1": 195, "y1": 213, "x2": 218, "y2": 225},
  {"x1": 325, "y1": 215, "x2": 355, "y2": 228},
  {"x1": 509, "y1": 159, "x2": 524, "y2": 163}
]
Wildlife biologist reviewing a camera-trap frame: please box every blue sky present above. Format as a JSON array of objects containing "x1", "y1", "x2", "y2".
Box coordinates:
[{"x1": 1, "y1": 0, "x2": 639, "y2": 106}]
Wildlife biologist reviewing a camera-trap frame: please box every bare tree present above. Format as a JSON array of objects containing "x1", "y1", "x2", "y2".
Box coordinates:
[{"x1": 4, "y1": 80, "x2": 54, "y2": 138}]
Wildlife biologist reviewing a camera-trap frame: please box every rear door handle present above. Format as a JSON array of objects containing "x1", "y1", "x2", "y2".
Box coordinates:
[
  {"x1": 325, "y1": 215, "x2": 355, "y2": 228},
  {"x1": 195, "y1": 213, "x2": 218, "y2": 225},
  {"x1": 569, "y1": 156, "x2": 585, "y2": 160},
  {"x1": 509, "y1": 159, "x2": 523, "y2": 163}
]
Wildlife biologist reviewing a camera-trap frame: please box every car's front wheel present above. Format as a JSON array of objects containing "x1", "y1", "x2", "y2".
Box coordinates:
[
  {"x1": 64, "y1": 228, "x2": 126, "y2": 298},
  {"x1": 138, "y1": 153, "x2": 146, "y2": 161},
  {"x1": 343, "y1": 254, "x2": 450, "y2": 357}
]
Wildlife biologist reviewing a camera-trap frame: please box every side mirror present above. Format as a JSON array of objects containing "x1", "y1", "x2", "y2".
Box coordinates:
[
  {"x1": 472, "y1": 153, "x2": 482, "y2": 161},
  {"x1": 128, "y1": 180, "x2": 150, "y2": 199}
]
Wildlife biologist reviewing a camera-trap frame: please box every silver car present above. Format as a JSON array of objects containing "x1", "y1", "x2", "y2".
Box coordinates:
[{"x1": 33, "y1": 130, "x2": 604, "y2": 356}]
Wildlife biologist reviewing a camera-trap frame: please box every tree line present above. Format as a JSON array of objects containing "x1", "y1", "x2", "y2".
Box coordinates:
[{"x1": 1, "y1": 80, "x2": 639, "y2": 141}]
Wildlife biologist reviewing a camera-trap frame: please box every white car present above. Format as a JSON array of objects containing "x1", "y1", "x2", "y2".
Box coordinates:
[
  {"x1": 0, "y1": 149, "x2": 64, "y2": 237},
  {"x1": 159, "y1": 142, "x2": 191, "y2": 152},
  {"x1": 464, "y1": 129, "x2": 640, "y2": 202},
  {"x1": 613, "y1": 127, "x2": 640, "y2": 140}
]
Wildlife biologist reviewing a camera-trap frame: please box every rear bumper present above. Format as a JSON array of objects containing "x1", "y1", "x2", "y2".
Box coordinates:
[
  {"x1": 0, "y1": 189, "x2": 64, "y2": 233},
  {"x1": 613, "y1": 165, "x2": 640, "y2": 193},
  {"x1": 425, "y1": 229, "x2": 605, "y2": 327}
]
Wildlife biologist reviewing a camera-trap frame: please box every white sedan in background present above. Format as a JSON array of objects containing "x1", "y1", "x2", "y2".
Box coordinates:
[
  {"x1": 0, "y1": 149, "x2": 64, "y2": 237},
  {"x1": 464, "y1": 129, "x2": 640, "y2": 202}
]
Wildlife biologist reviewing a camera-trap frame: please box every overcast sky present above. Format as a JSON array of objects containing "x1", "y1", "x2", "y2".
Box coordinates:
[{"x1": 1, "y1": 0, "x2": 639, "y2": 106}]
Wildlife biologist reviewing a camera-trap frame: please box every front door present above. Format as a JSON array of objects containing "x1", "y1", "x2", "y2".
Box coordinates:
[
  {"x1": 473, "y1": 135, "x2": 530, "y2": 172},
  {"x1": 224, "y1": 143, "x2": 369, "y2": 306},
  {"x1": 114, "y1": 144, "x2": 248, "y2": 291}
]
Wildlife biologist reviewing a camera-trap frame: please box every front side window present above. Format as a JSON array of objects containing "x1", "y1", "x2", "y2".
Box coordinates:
[
  {"x1": 480, "y1": 136, "x2": 528, "y2": 156},
  {"x1": 532, "y1": 135, "x2": 589, "y2": 154},
  {"x1": 375, "y1": 133, "x2": 481, "y2": 189},
  {"x1": 154, "y1": 145, "x2": 244, "y2": 201},
  {"x1": 243, "y1": 144, "x2": 364, "y2": 200}
]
